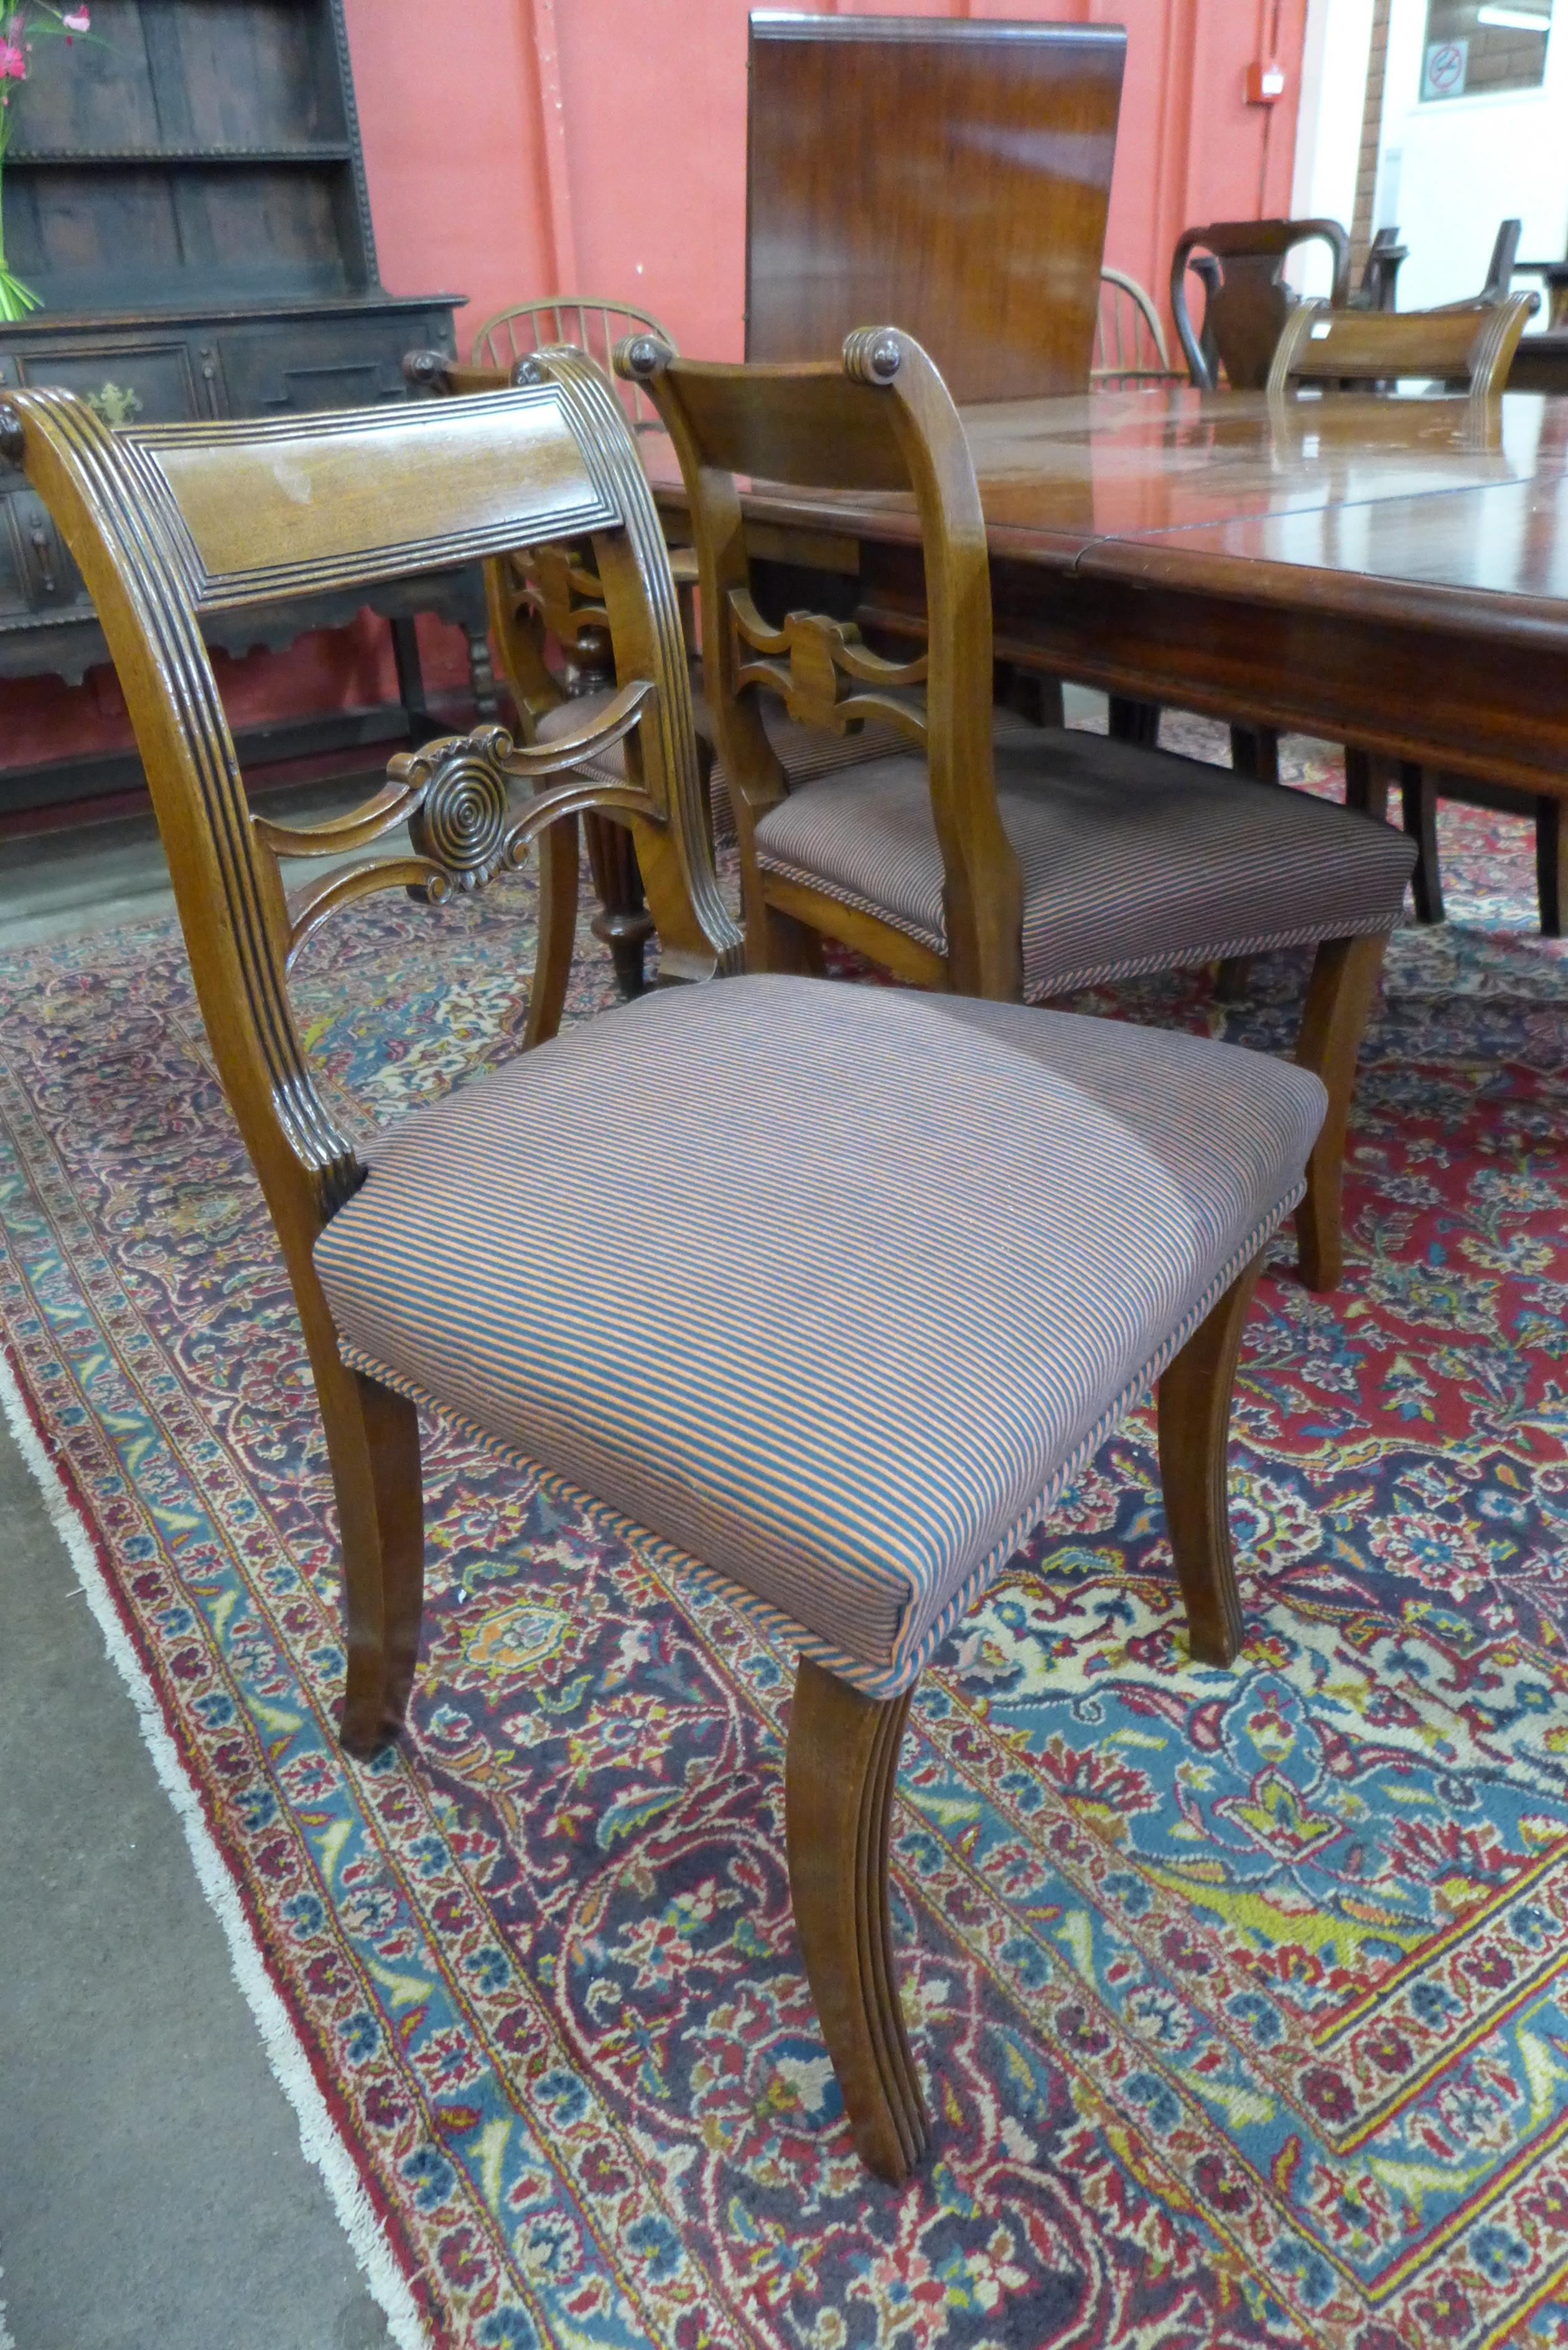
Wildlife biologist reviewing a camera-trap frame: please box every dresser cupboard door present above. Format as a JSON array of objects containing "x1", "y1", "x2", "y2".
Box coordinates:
[{"x1": 217, "y1": 311, "x2": 441, "y2": 414}]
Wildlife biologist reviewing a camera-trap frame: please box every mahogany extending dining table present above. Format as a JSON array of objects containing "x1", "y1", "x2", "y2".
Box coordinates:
[{"x1": 645, "y1": 386, "x2": 1568, "y2": 807}]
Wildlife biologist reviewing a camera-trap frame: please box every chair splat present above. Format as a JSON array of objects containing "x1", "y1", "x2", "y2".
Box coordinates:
[
  {"x1": 729, "y1": 590, "x2": 930, "y2": 747},
  {"x1": 256, "y1": 690, "x2": 657, "y2": 972}
]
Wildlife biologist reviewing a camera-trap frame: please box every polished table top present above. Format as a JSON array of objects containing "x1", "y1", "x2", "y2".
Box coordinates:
[{"x1": 646, "y1": 386, "x2": 1568, "y2": 644}]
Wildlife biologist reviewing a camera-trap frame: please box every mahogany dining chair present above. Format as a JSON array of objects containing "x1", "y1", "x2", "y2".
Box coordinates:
[
  {"x1": 1266, "y1": 292, "x2": 1536, "y2": 396},
  {"x1": 7, "y1": 358, "x2": 1331, "y2": 2184},
  {"x1": 630, "y1": 324, "x2": 1416, "y2": 1294},
  {"x1": 1133, "y1": 218, "x2": 1351, "y2": 777},
  {"x1": 1170, "y1": 217, "x2": 1351, "y2": 391}
]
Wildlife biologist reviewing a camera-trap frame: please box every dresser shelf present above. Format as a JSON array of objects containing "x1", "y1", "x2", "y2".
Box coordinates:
[{"x1": 0, "y1": 0, "x2": 485, "y2": 820}]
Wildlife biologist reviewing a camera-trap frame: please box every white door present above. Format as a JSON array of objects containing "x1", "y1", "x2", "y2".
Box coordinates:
[{"x1": 1374, "y1": 0, "x2": 1568, "y2": 306}]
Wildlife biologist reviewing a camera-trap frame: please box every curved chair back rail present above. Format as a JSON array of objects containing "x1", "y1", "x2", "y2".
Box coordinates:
[
  {"x1": 1170, "y1": 217, "x2": 1351, "y2": 390},
  {"x1": 1267, "y1": 291, "x2": 1537, "y2": 396},
  {"x1": 403, "y1": 343, "x2": 647, "y2": 731},
  {"x1": 470, "y1": 297, "x2": 674, "y2": 429},
  {"x1": 1092, "y1": 266, "x2": 1181, "y2": 386}
]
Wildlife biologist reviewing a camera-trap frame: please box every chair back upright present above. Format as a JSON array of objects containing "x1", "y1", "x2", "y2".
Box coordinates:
[
  {"x1": 470, "y1": 299, "x2": 674, "y2": 431},
  {"x1": 1352, "y1": 226, "x2": 1407, "y2": 312},
  {"x1": 1480, "y1": 218, "x2": 1523, "y2": 301},
  {"x1": 2, "y1": 365, "x2": 738, "y2": 1281},
  {"x1": 1092, "y1": 268, "x2": 1180, "y2": 386},
  {"x1": 403, "y1": 344, "x2": 694, "y2": 742},
  {"x1": 1170, "y1": 218, "x2": 1351, "y2": 389},
  {"x1": 621, "y1": 325, "x2": 1023, "y2": 999},
  {"x1": 1267, "y1": 292, "x2": 1537, "y2": 395}
]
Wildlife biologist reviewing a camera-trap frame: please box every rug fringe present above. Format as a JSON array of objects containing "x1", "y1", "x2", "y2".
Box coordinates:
[{"x1": 0, "y1": 1346, "x2": 431, "y2": 2350}]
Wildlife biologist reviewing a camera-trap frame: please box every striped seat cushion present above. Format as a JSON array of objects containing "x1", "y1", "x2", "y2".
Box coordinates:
[
  {"x1": 315, "y1": 977, "x2": 1325, "y2": 1697},
  {"x1": 752, "y1": 728, "x2": 1418, "y2": 995}
]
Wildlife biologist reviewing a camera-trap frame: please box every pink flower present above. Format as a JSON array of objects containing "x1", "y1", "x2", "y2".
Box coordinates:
[
  {"x1": 0, "y1": 38, "x2": 26, "y2": 76},
  {"x1": 62, "y1": 6, "x2": 88, "y2": 31}
]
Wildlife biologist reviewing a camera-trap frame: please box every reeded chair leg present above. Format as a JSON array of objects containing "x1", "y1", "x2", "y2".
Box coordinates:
[
  {"x1": 786, "y1": 1657, "x2": 930, "y2": 2185},
  {"x1": 1157, "y1": 1255, "x2": 1263, "y2": 1667},
  {"x1": 523, "y1": 811, "x2": 580, "y2": 1049},
  {"x1": 750, "y1": 891, "x2": 826, "y2": 977},
  {"x1": 1108, "y1": 695, "x2": 1160, "y2": 748},
  {"x1": 1292, "y1": 932, "x2": 1388, "y2": 1293},
  {"x1": 320, "y1": 1359, "x2": 426, "y2": 1758}
]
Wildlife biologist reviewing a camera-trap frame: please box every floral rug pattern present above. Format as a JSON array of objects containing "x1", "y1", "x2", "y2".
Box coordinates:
[{"x1": 3, "y1": 734, "x2": 1568, "y2": 2349}]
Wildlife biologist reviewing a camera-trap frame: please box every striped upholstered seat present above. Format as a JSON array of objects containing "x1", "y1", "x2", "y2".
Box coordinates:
[
  {"x1": 753, "y1": 727, "x2": 1416, "y2": 998},
  {"x1": 316, "y1": 975, "x2": 1325, "y2": 1698}
]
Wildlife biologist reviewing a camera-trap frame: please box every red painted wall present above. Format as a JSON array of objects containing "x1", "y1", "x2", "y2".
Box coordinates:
[
  {"x1": 2, "y1": 0, "x2": 1308, "y2": 797},
  {"x1": 544, "y1": 0, "x2": 1310, "y2": 361}
]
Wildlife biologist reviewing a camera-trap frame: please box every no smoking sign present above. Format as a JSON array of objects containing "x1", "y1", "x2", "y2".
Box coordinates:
[{"x1": 1422, "y1": 37, "x2": 1469, "y2": 95}]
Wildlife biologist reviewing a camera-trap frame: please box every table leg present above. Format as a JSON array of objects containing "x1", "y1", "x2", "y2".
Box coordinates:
[
  {"x1": 390, "y1": 615, "x2": 438, "y2": 747},
  {"x1": 1230, "y1": 725, "x2": 1280, "y2": 784},
  {"x1": 1534, "y1": 797, "x2": 1564, "y2": 939},
  {"x1": 1343, "y1": 747, "x2": 1390, "y2": 820},
  {"x1": 1108, "y1": 696, "x2": 1161, "y2": 747}
]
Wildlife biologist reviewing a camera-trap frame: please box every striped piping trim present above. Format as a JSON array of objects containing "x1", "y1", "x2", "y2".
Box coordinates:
[
  {"x1": 754, "y1": 846, "x2": 1399, "y2": 988},
  {"x1": 1019, "y1": 917, "x2": 1398, "y2": 1001},
  {"x1": 336, "y1": 1190, "x2": 1298, "y2": 1700}
]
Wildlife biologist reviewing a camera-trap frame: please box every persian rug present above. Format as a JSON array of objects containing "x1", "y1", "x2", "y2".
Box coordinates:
[{"x1": 4, "y1": 734, "x2": 1568, "y2": 2350}]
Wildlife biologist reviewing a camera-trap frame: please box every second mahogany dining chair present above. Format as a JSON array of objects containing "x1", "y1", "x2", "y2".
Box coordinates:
[
  {"x1": 406, "y1": 342, "x2": 928, "y2": 996},
  {"x1": 630, "y1": 325, "x2": 1417, "y2": 1296},
  {"x1": 9, "y1": 359, "x2": 1331, "y2": 2186},
  {"x1": 1267, "y1": 293, "x2": 1536, "y2": 396},
  {"x1": 1267, "y1": 293, "x2": 1547, "y2": 928},
  {"x1": 1170, "y1": 217, "x2": 1351, "y2": 390}
]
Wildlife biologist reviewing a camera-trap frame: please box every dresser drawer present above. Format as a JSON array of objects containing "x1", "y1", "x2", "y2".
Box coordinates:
[
  {"x1": 0, "y1": 334, "x2": 216, "y2": 424},
  {"x1": 2, "y1": 486, "x2": 83, "y2": 609},
  {"x1": 217, "y1": 309, "x2": 448, "y2": 414}
]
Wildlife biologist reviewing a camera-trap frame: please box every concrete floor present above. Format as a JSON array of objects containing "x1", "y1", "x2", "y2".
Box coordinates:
[{"x1": 1, "y1": 782, "x2": 399, "y2": 2350}]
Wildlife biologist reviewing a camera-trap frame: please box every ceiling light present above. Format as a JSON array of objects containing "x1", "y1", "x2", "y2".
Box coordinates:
[{"x1": 1475, "y1": 7, "x2": 1551, "y2": 28}]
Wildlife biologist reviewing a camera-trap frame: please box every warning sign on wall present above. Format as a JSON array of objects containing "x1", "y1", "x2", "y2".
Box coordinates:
[{"x1": 1421, "y1": 37, "x2": 1470, "y2": 96}]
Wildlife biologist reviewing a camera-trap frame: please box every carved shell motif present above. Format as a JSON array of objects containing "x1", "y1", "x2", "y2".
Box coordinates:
[{"x1": 398, "y1": 724, "x2": 521, "y2": 894}]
